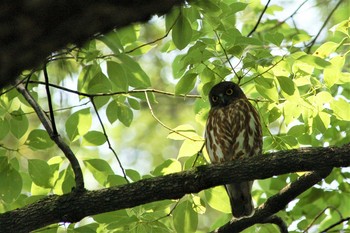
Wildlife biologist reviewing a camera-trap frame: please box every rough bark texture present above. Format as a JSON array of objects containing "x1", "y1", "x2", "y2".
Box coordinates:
[
  {"x1": 0, "y1": 0, "x2": 185, "y2": 87},
  {"x1": 0, "y1": 144, "x2": 349, "y2": 233}
]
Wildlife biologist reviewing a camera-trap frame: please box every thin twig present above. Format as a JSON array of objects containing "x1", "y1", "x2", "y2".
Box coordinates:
[
  {"x1": 303, "y1": 206, "x2": 343, "y2": 233},
  {"x1": 28, "y1": 80, "x2": 201, "y2": 98},
  {"x1": 144, "y1": 92, "x2": 203, "y2": 142},
  {"x1": 192, "y1": 142, "x2": 205, "y2": 167},
  {"x1": 240, "y1": 56, "x2": 285, "y2": 86},
  {"x1": 246, "y1": 0, "x2": 271, "y2": 37},
  {"x1": 90, "y1": 97, "x2": 129, "y2": 183},
  {"x1": 320, "y1": 216, "x2": 350, "y2": 232},
  {"x1": 306, "y1": 0, "x2": 343, "y2": 53},
  {"x1": 214, "y1": 30, "x2": 239, "y2": 80},
  {"x1": 43, "y1": 64, "x2": 58, "y2": 136},
  {"x1": 16, "y1": 81, "x2": 85, "y2": 191},
  {"x1": 262, "y1": 0, "x2": 308, "y2": 32}
]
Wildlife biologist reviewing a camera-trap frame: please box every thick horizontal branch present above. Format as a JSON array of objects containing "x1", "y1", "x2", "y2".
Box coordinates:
[
  {"x1": 216, "y1": 169, "x2": 332, "y2": 232},
  {"x1": 0, "y1": 0, "x2": 185, "y2": 87},
  {"x1": 0, "y1": 144, "x2": 349, "y2": 232}
]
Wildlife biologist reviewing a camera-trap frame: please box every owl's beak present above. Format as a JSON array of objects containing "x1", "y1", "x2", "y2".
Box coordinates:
[{"x1": 218, "y1": 93, "x2": 228, "y2": 105}]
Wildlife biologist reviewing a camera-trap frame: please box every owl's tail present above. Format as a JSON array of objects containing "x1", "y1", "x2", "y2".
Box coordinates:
[{"x1": 225, "y1": 181, "x2": 254, "y2": 218}]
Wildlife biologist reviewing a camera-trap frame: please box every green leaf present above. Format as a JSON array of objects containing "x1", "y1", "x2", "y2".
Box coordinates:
[
  {"x1": 25, "y1": 129, "x2": 54, "y2": 150},
  {"x1": 117, "y1": 54, "x2": 151, "y2": 88},
  {"x1": 10, "y1": 108, "x2": 29, "y2": 139},
  {"x1": 287, "y1": 125, "x2": 306, "y2": 136},
  {"x1": 298, "y1": 54, "x2": 331, "y2": 69},
  {"x1": 98, "y1": 32, "x2": 123, "y2": 54},
  {"x1": 204, "y1": 186, "x2": 231, "y2": 213},
  {"x1": 265, "y1": 32, "x2": 284, "y2": 46},
  {"x1": 106, "y1": 174, "x2": 128, "y2": 187},
  {"x1": 125, "y1": 169, "x2": 141, "y2": 182},
  {"x1": 84, "y1": 159, "x2": 114, "y2": 186},
  {"x1": 82, "y1": 131, "x2": 106, "y2": 146},
  {"x1": 106, "y1": 100, "x2": 119, "y2": 124},
  {"x1": 255, "y1": 83, "x2": 279, "y2": 102},
  {"x1": 173, "y1": 14, "x2": 193, "y2": 50},
  {"x1": 0, "y1": 118, "x2": 9, "y2": 140},
  {"x1": 178, "y1": 140, "x2": 204, "y2": 159},
  {"x1": 175, "y1": 73, "x2": 197, "y2": 95},
  {"x1": 77, "y1": 64, "x2": 101, "y2": 94},
  {"x1": 314, "y1": 41, "x2": 339, "y2": 58},
  {"x1": 0, "y1": 157, "x2": 22, "y2": 203},
  {"x1": 173, "y1": 200, "x2": 198, "y2": 233},
  {"x1": 117, "y1": 104, "x2": 133, "y2": 127},
  {"x1": 166, "y1": 8, "x2": 180, "y2": 32},
  {"x1": 276, "y1": 76, "x2": 296, "y2": 96},
  {"x1": 330, "y1": 19, "x2": 350, "y2": 35},
  {"x1": 28, "y1": 159, "x2": 53, "y2": 188},
  {"x1": 330, "y1": 98, "x2": 350, "y2": 121},
  {"x1": 65, "y1": 108, "x2": 92, "y2": 141},
  {"x1": 128, "y1": 98, "x2": 140, "y2": 110},
  {"x1": 323, "y1": 55, "x2": 345, "y2": 88},
  {"x1": 107, "y1": 61, "x2": 129, "y2": 91},
  {"x1": 152, "y1": 159, "x2": 182, "y2": 176}
]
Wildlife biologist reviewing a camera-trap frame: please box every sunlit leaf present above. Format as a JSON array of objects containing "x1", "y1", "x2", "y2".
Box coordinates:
[
  {"x1": 65, "y1": 108, "x2": 92, "y2": 141},
  {"x1": 84, "y1": 159, "x2": 115, "y2": 186},
  {"x1": 330, "y1": 98, "x2": 350, "y2": 121},
  {"x1": 152, "y1": 159, "x2": 182, "y2": 176},
  {"x1": 204, "y1": 186, "x2": 231, "y2": 213},
  {"x1": 324, "y1": 55, "x2": 345, "y2": 88},
  {"x1": 178, "y1": 140, "x2": 204, "y2": 159}
]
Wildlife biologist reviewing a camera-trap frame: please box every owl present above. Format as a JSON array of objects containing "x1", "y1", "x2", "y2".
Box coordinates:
[{"x1": 205, "y1": 81, "x2": 262, "y2": 218}]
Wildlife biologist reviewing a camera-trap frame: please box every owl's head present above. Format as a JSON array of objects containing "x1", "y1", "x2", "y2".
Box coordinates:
[{"x1": 208, "y1": 81, "x2": 246, "y2": 107}]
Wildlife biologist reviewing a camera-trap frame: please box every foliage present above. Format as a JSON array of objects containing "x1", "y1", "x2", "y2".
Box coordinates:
[{"x1": 0, "y1": 0, "x2": 349, "y2": 232}]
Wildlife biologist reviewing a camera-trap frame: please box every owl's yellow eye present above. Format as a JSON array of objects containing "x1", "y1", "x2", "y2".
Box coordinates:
[
  {"x1": 212, "y1": 96, "x2": 219, "y2": 102},
  {"x1": 226, "y1": 88, "x2": 233, "y2": 95}
]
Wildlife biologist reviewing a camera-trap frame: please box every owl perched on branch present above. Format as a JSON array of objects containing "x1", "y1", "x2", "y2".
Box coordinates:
[{"x1": 205, "y1": 81, "x2": 262, "y2": 218}]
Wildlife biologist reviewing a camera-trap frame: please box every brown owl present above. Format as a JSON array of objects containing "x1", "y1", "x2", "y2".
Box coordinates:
[{"x1": 205, "y1": 81, "x2": 262, "y2": 218}]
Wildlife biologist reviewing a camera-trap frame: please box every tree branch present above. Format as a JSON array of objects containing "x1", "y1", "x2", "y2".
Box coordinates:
[
  {"x1": 0, "y1": 144, "x2": 349, "y2": 233},
  {"x1": 0, "y1": 0, "x2": 185, "y2": 88},
  {"x1": 215, "y1": 169, "x2": 332, "y2": 232},
  {"x1": 15, "y1": 81, "x2": 85, "y2": 191}
]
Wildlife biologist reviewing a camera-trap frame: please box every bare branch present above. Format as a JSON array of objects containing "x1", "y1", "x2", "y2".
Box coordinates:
[
  {"x1": 144, "y1": 91, "x2": 203, "y2": 142},
  {"x1": 27, "y1": 80, "x2": 201, "y2": 98},
  {"x1": 246, "y1": 0, "x2": 271, "y2": 37},
  {"x1": 215, "y1": 169, "x2": 332, "y2": 232},
  {"x1": 90, "y1": 97, "x2": 129, "y2": 183},
  {"x1": 43, "y1": 64, "x2": 58, "y2": 136},
  {"x1": 15, "y1": 81, "x2": 85, "y2": 191},
  {"x1": 0, "y1": 144, "x2": 349, "y2": 233},
  {"x1": 306, "y1": 0, "x2": 343, "y2": 53},
  {"x1": 320, "y1": 216, "x2": 350, "y2": 232}
]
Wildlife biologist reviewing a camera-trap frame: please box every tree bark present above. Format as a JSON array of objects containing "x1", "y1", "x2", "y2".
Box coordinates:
[
  {"x1": 0, "y1": 0, "x2": 185, "y2": 87},
  {"x1": 0, "y1": 144, "x2": 349, "y2": 233}
]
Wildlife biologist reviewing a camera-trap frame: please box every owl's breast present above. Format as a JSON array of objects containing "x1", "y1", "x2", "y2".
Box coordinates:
[{"x1": 205, "y1": 99, "x2": 262, "y2": 163}]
